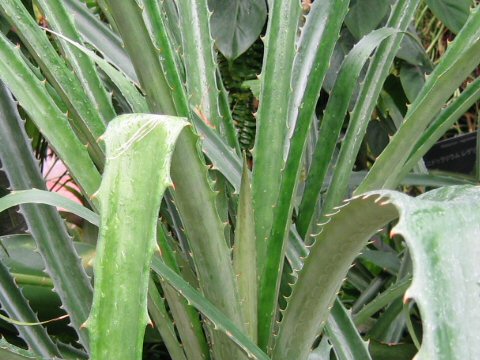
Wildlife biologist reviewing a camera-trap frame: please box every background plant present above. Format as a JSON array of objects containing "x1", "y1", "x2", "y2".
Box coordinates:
[{"x1": 0, "y1": 0, "x2": 478, "y2": 359}]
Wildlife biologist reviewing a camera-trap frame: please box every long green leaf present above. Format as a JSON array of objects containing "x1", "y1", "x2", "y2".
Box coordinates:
[
  {"x1": 155, "y1": 225, "x2": 210, "y2": 360},
  {"x1": 170, "y1": 131, "x2": 247, "y2": 359},
  {"x1": 159, "y1": 0, "x2": 184, "y2": 75},
  {"x1": 233, "y1": 157, "x2": 257, "y2": 342},
  {"x1": 0, "y1": 0, "x2": 106, "y2": 167},
  {"x1": 159, "y1": 0, "x2": 182, "y2": 49},
  {"x1": 151, "y1": 257, "x2": 269, "y2": 360},
  {"x1": 104, "y1": 0, "x2": 177, "y2": 115},
  {"x1": 85, "y1": 114, "x2": 187, "y2": 359},
  {"x1": 296, "y1": 26, "x2": 398, "y2": 236},
  {"x1": 275, "y1": 194, "x2": 397, "y2": 359},
  {"x1": 217, "y1": 72, "x2": 242, "y2": 155},
  {"x1": 267, "y1": 28, "x2": 397, "y2": 340},
  {"x1": 141, "y1": 0, "x2": 190, "y2": 116},
  {"x1": 0, "y1": 33, "x2": 101, "y2": 198},
  {"x1": 325, "y1": 299, "x2": 372, "y2": 360},
  {"x1": 252, "y1": 3, "x2": 302, "y2": 345},
  {"x1": 315, "y1": 0, "x2": 421, "y2": 227},
  {"x1": 36, "y1": 0, "x2": 116, "y2": 123},
  {"x1": 358, "y1": 5, "x2": 480, "y2": 194},
  {"x1": 0, "y1": 189, "x2": 98, "y2": 226},
  {"x1": 176, "y1": 0, "x2": 238, "y2": 149},
  {"x1": 104, "y1": 3, "x2": 248, "y2": 358},
  {"x1": 147, "y1": 278, "x2": 187, "y2": 360},
  {"x1": 0, "y1": 83, "x2": 93, "y2": 348},
  {"x1": 0, "y1": 261, "x2": 60, "y2": 358},
  {"x1": 257, "y1": 0, "x2": 350, "y2": 348},
  {"x1": 63, "y1": 0, "x2": 138, "y2": 82},
  {"x1": 285, "y1": 219, "x2": 374, "y2": 360}
]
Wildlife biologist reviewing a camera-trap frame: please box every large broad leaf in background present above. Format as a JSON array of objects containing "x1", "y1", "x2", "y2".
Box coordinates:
[
  {"x1": 344, "y1": 0, "x2": 390, "y2": 39},
  {"x1": 426, "y1": 0, "x2": 471, "y2": 34},
  {"x1": 208, "y1": 0, "x2": 267, "y2": 59},
  {"x1": 400, "y1": 64, "x2": 428, "y2": 102}
]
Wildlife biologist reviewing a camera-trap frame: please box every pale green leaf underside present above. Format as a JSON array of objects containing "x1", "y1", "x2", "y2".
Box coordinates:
[
  {"x1": 398, "y1": 186, "x2": 480, "y2": 360},
  {"x1": 275, "y1": 185, "x2": 480, "y2": 360}
]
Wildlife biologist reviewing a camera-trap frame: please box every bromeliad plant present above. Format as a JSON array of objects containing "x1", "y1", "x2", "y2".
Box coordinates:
[{"x1": 0, "y1": 0, "x2": 479, "y2": 359}]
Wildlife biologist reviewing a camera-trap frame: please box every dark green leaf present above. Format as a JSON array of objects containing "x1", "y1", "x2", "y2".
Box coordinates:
[
  {"x1": 366, "y1": 120, "x2": 390, "y2": 158},
  {"x1": 426, "y1": 0, "x2": 471, "y2": 34},
  {"x1": 345, "y1": 0, "x2": 390, "y2": 38},
  {"x1": 400, "y1": 63, "x2": 427, "y2": 103},
  {"x1": 208, "y1": 0, "x2": 267, "y2": 59},
  {"x1": 396, "y1": 26, "x2": 431, "y2": 68},
  {"x1": 359, "y1": 249, "x2": 401, "y2": 275}
]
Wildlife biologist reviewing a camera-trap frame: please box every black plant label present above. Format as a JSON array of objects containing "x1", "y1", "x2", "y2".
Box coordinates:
[{"x1": 424, "y1": 132, "x2": 476, "y2": 174}]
